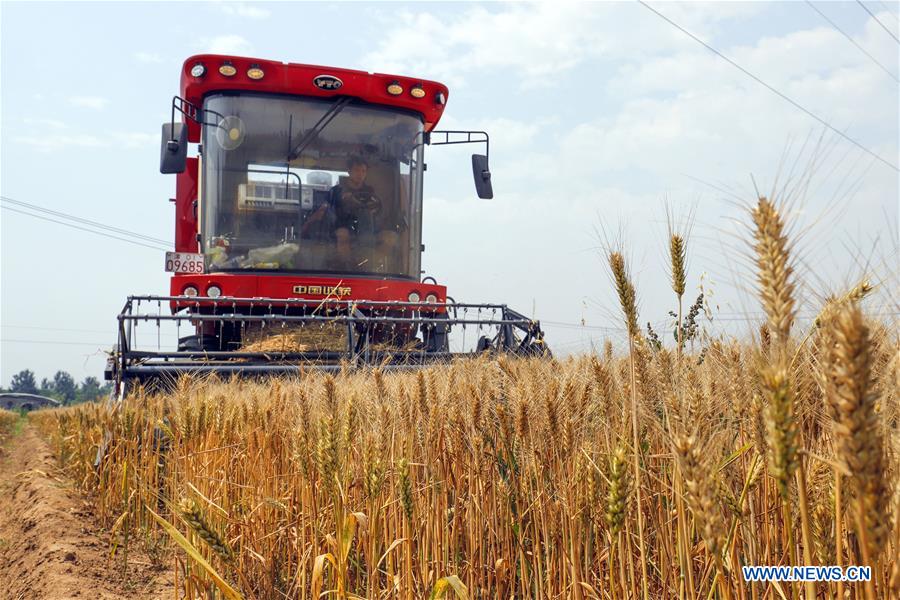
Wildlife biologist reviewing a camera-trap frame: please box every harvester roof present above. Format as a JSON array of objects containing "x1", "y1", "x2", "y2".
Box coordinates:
[{"x1": 180, "y1": 54, "x2": 449, "y2": 142}]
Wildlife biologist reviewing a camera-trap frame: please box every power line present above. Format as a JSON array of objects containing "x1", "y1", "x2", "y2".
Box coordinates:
[
  {"x1": 1, "y1": 325, "x2": 115, "y2": 335},
  {"x1": 1, "y1": 205, "x2": 169, "y2": 251},
  {"x1": 1, "y1": 324, "x2": 178, "y2": 337},
  {"x1": 876, "y1": 1, "x2": 898, "y2": 16},
  {"x1": 857, "y1": 0, "x2": 900, "y2": 45},
  {"x1": 807, "y1": 1, "x2": 899, "y2": 83},
  {"x1": 637, "y1": 0, "x2": 900, "y2": 173},
  {"x1": 1, "y1": 195, "x2": 170, "y2": 246},
  {"x1": 1, "y1": 338, "x2": 111, "y2": 346},
  {"x1": 543, "y1": 320, "x2": 627, "y2": 332}
]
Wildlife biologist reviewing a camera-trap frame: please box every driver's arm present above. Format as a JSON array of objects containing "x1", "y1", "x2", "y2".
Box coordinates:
[{"x1": 301, "y1": 204, "x2": 327, "y2": 234}]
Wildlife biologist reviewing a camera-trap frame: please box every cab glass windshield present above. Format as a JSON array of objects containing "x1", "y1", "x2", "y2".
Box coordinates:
[{"x1": 200, "y1": 93, "x2": 424, "y2": 279}]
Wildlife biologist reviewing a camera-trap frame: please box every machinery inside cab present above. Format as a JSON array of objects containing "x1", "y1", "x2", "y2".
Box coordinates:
[{"x1": 199, "y1": 94, "x2": 426, "y2": 279}]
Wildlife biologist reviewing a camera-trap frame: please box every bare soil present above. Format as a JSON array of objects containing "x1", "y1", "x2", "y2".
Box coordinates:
[{"x1": 0, "y1": 422, "x2": 173, "y2": 600}]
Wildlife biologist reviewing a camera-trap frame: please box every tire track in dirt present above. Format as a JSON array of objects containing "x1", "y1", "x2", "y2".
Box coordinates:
[{"x1": 0, "y1": 423, "x2": 173, "y2": 600}]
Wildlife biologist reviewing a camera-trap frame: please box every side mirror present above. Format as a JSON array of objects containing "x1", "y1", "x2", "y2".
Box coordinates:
[
  {"x1": 471, "y1": 154, "x2": 493, "y2": 199},
  {"x1": 160, "y1": 122, "x2": 188, "y2": 174}
]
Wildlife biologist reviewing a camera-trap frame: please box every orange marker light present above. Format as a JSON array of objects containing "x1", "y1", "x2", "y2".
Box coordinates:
[
  {"x1": 387, "y1": 81, "x2": 403, "y2": 96},
  {"x1": 247, "y1": 65, "x2": 265, "y2": 80}
]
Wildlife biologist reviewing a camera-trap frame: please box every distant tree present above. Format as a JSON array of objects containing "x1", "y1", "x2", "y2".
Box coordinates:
[
  {"x1": 53, "y1": 371, "x2": 77, "y2": 405},
  {"x1": 10, "y1": 369, "x2": 38, "y2": 395},
  {"x1": 37, "y1": 377, "x2": 64, "y2": 402},
  {"x1": 79, "y1": 376, "x2": 102, "y2": 403}
]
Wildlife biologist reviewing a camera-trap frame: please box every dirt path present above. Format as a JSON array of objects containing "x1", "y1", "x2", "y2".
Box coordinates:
[{"x1": 0, "y1": 422, "x2": 174, "y2": 600}]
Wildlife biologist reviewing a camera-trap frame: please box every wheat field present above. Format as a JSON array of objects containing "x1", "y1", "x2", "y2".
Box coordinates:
[{"x1": 30, "y1": 198, "x2": 899, "y2": 599}]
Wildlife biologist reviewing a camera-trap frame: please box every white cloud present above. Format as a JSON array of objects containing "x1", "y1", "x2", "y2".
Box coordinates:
[
  {"x1": 118, "y1": 132, "x2": 158, "y2": 148},
  {"x1": 363, "y1": 3, "x2": 766, "y2": 88},
  {"x1": 14, "y1": 126, "x2": 157, "y2": 152},
  {"x1": 14, "y1": 134, "x2": 106, "y2": 152},
  {"x1": 435, "y1": 114, "x2": 549, "y2": 154},
  {"x1": 199, "y1": 34, "x2": 253, "y2": 55},
  {"x1": 588, "y1": 19, "x2": 898, "y2": 178},
  {"x1": 406, "y1": 3, "x2": 897, "y2": 189},
  {"x1": 68, "y1": 96, "x2": 109, "y2": 110},
  {"x1": 23, "y1": 117, "x2": 67, "y2": 129},
  {"x1": 220, "y1": 2, "x2": 270, "y2": 19},
  {"x1": 134, "y1": 51, "x2": 163, "y2": 64},
  {"x1": 402, "y1": 3, "x2": 897, "y2": 341}
]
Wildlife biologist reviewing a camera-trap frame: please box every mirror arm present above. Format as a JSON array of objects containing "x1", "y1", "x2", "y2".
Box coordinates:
[
  {"x1": 169, "y1": 96, "x2": 225, "y2": 139},
  {"x1": 164, "y1": 96, "x2": 229, "y2": 163},
  {"x1": 425, "y1": 130, "x2": 490, "y2": 161},
  {"x1": 423, "y1": 131, "x2": 493, "y2": 199}
]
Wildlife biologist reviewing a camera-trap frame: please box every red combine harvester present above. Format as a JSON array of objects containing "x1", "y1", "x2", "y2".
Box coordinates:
[{"x1": 106, "y1": 55, "x2": 547, "y2": 389}]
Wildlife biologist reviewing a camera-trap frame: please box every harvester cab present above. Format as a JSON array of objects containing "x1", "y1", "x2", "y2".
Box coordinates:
[{"x1": 106, "y1": 55, "x2": 548, "y2": 390}]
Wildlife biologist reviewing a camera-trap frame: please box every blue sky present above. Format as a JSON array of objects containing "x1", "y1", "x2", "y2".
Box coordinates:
[{"x1": 2, "y1": 1, "x2": 898, "y2": 384}]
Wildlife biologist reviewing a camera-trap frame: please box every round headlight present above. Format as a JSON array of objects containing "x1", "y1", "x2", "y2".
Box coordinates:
[
  {"x1": 407, "y1": 291, "x2": 421, "y2": 303},
  {"x1": 207, "y1": 285, "x2": 222, "y2": 298},
  {"x1": 425, "y1": 293, "x2": 438, "y2": 303},
  {"x1": 247, "y1": 65, "x2": 265, "y2": 80},
  {"x1": 218, "y1": 62, "x2": 237, "y2": 77},
  {"x1": 410, "y1": 84, "x2": 426, "y2": 99},
  {"x1": 183, "y1": 285, "x2": 199, "y2": 297},
  {"x1": 387, "y1": 81, "x2": 403, "y2": 96},
  {"x1": 190, "y1": 63, "x2": 206, "y2": 78}
]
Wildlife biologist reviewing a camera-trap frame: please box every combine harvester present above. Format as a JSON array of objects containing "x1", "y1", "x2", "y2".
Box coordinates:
[{"x1": 106, "y1": 55, "x2": 548, "y2": 391}]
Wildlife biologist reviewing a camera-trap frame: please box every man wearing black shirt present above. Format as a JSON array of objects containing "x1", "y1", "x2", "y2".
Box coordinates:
[
  {"x1": 332, "y1": 156, "x2": 380, "y2": 256},
  {"x1": 303, "y1": 157, "x2": 400, "y2": 270}
]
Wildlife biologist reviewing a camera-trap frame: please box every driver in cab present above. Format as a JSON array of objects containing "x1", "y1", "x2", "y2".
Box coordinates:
[
  {"x1": 304, "y1": 156, "x2": 399, "y2": 269},
  {"x1": 332, "y1": 156, "x2": 380, "y2": 258}
]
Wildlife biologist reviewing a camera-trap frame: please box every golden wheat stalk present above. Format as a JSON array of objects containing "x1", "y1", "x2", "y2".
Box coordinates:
[
  {"x1": 751, "y1": 197, "x2": 796, "y2": 349},
  {"x1": 607, "y1": 249, "x2": 649, "y2": 600},
  {"x1": 178, "y1": 498, "x2": 233, "y2": 562},
  {"x1": 822, "y1": 301, "x2": 891, "y2": 567}
]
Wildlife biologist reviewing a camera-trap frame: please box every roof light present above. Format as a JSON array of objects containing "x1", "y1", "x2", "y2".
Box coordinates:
[
  {"x1": 410, "y1": 84, "x2": 426, "y2": 99},
  {"x1": 435, "y1": 91, "x2": 446, "y2": 105},
  {"x1": 190, "y1": 63, "x2": 206, "y2": 78},
  {"x1": 247, "y1": 64, "x2": 265, "y2": 80},
  {"x1": 387, "y1": 81, "x2": 403, "y2": 96},
  {"x1": 218, "y1": 62, "x2": 237, "y2": 77}
]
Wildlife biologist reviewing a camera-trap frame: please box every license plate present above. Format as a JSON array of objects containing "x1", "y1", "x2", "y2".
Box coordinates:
[{"x1": 165, "y1": 252, "x2": 205, "y2": 274}]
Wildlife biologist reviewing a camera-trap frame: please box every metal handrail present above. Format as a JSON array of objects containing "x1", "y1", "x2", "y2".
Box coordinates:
[
  {"x1": 133, "y1": 294, "x2": 512, "y2": 311},
  {"x1": 120, "y1": 313, "x2": 530, "y2": 327}
]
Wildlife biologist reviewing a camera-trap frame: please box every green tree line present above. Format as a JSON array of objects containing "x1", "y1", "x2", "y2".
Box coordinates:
[{"x1": 2, "y1": 369, "x2": 113, "y2": 405}]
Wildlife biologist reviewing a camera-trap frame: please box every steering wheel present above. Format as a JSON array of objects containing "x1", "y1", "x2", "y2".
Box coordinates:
[{"x1": 358, "y1": 193, "x2": 380, "y2": 211}]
